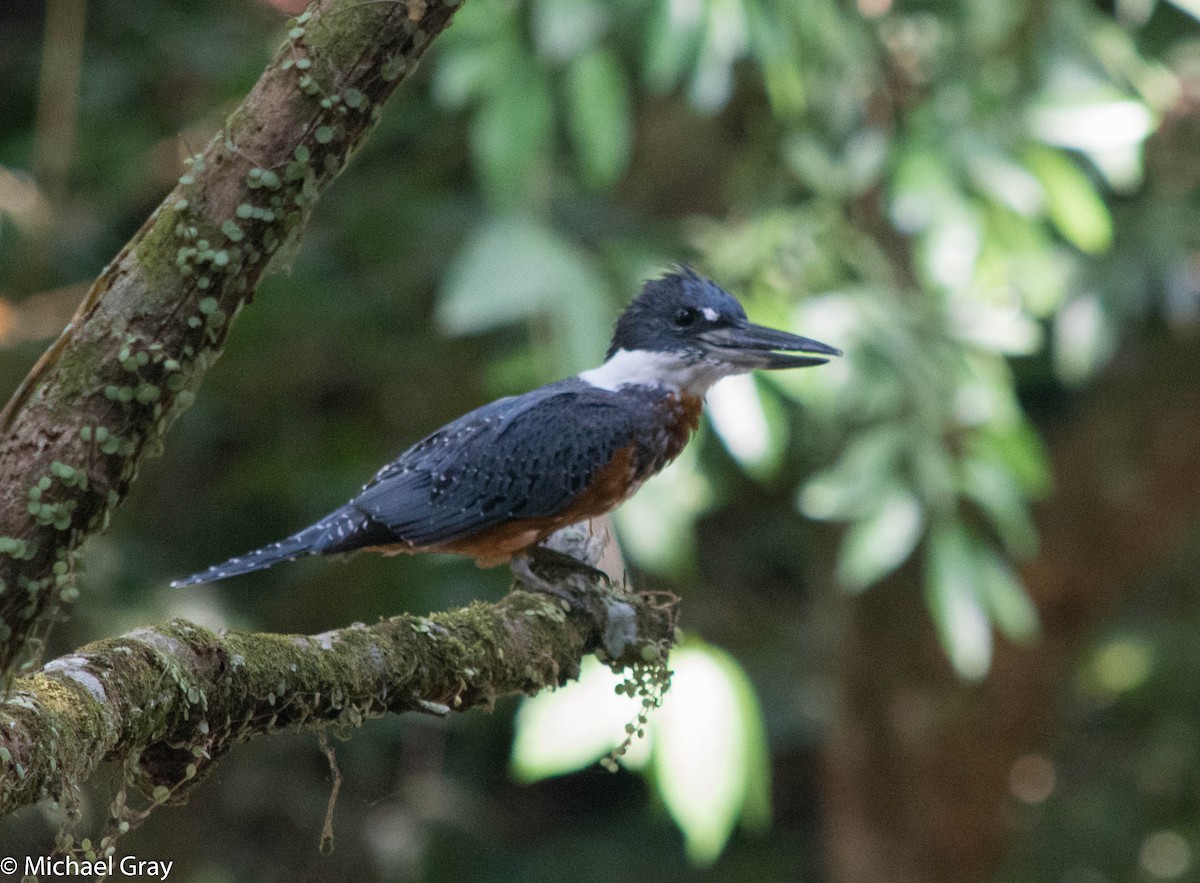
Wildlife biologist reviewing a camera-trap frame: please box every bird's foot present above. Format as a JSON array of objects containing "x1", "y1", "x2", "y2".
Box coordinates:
[{"x1": 510, "y1": 546, "x2": 612, "y2": 607}]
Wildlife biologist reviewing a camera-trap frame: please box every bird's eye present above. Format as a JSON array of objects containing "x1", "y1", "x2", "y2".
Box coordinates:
[{"x1": 674, "y1": 307, "x2": 699, "y2": 328}]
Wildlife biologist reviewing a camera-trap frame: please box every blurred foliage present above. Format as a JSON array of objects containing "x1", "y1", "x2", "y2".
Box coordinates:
[
  {"x1": 2, "y1": 0, "x2": 1200, "y2": 879},
  {"x1": 512, "y1": 639, "x2": 770, "y2": 866}
]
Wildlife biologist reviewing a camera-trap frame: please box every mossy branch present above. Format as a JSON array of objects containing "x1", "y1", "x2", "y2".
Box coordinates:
[
  {"x1": 0, "y1": 0, "x2": 465, "y2": 682},
  {"x1": 0, "y1": 568, "x2": 679, "y2": 818}
]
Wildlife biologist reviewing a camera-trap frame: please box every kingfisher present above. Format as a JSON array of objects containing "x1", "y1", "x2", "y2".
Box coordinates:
[{"x1": 172, "y1": 267, "x2": 840, "y2": 592}]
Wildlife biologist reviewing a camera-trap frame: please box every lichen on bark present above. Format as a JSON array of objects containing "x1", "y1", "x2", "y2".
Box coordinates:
[
  {"x1": 0, "y1": 0, "x2": 465, "y2": 683},
  {"x1": 0, "y1": 569, "x2": 679, "y2": 818}
]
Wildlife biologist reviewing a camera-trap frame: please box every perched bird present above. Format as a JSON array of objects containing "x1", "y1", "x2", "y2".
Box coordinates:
[{"x1": 172, "y1": 267, "x2": 839, "y2": 591}]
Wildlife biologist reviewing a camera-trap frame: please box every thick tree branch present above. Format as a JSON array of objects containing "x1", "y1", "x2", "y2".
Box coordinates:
[
  {"x1": 0, "y1": 0, "x2": 464, "y2": 682},
  {"x1": 0, "y1": 560, "x2": 679, "y2": 817}
]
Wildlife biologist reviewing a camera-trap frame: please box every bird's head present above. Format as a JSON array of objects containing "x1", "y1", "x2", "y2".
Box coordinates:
[{"x1": 583, "y1": 267, "x2": 840, "y2": 394}]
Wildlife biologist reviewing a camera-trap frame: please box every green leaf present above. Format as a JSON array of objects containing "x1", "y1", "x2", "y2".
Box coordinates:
[
  {"x1": 960, "y1": 455, "x2": 1038, "y2": 558},
  {"x1": 967, "y1": 421, "x2": 1051, "y2": 498},
  {"x1": 965, "y1": 144, "x2": 1045, "y2": 217},
  {"x1": 784, "y1": 134, "x2": 847, "y2": 197},
  {"x1": 651, "y1": 642, "x2": 771, "y2": 866},
  {"x1": 613, "y1": 443, "x2": 710, "y2": 575},
  {"x1": 706, "y1": 374, "x2": 786, "y2": 479},
  {"x1": 797, "y1": 425, "x2": 908, "y2": 520},
  {"x1": 547, "y1": 270, "x2": 613, "y2": 374},
  {"x1": 438, "y1": 216, "x2": 607, "y2": 367},
  {"x1": 972, "y1": 544, "x2": 1039, "y2": 644},
  {"x1": 643, "y1": 0, "x2": 703, "y2": 93},
  {"x1": 1168, "y1": 0, "x2": 1200, "y2": 20},
  {"x1": 510, "y1": 657, "x2": 647, "y2": 782},
  {"x1": 688, "y1": 0, "x2": 747, "y2": 112},
  {"x1": 471, "y1": 65, "x2": 554, "y2": 206},
  {"x1": 1053, "y1": 292, "x2": 1117, "y2": 386},
  {"x1": 1025, "y1": 146, "x2": 1113, "y2": 253},
  {"x1": 744, "y1": 0, "x2": 806, "y2": 118},
  {"x1": 836, "y1": 486, "x2": 925, "y2": 592},
  {"x1": 564, "y1": 49, "x2": 633, "y2": 190},
  {"x1": 924, "y1": 520, "x2": 992, "y2": 680},
  {"x1": 531, "y1": 0, "x2": 608, "y2": 61},
  {"x1": 432, "y1": 42, "x2": 520, "y2": 109}
]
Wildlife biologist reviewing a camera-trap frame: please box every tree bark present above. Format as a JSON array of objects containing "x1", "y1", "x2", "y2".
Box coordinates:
[
  {"x1": 0, "y1": 553, "x2": 678, "y2": 818},
  {"x1": 821, "y1": 337, "x2": 1200, "y2": 882},
  {"x1": 0, "y1": 0, "x2": 464, "y2": 683}
]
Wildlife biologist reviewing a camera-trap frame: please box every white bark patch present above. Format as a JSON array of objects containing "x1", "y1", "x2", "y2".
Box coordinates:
[{"x1": 43, "y1": 656, "x2": 107, "y2": 702}]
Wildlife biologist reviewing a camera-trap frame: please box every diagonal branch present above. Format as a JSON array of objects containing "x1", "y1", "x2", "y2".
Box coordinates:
[
  {"x1": 0, "y1": 0, "x2": 465, "y2": 683},
  {"x1": 0, "y1": 567, "x2": 679, "y2": 818}
]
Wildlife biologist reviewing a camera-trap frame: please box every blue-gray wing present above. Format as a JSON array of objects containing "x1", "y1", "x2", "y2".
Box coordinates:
[{"x1": 348, "y1": 380, "x2": 657, "y2": 547}]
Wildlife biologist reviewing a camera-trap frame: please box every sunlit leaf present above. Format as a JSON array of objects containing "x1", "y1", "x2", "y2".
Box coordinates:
[
  {"x1": 531, "y1": 0, "x2": 608, "y2": 61},
  {"x1": 922, "y1": 202, "x2": 983, "y2": 292},
  {"x1": 613, "y1": 442, "x2": 711, "y2": 574},
  {"x1": 510, "y1": 657, "x2": 647, "y2": 782},
  {"x1": 924, "y1": 520, "x2": 992, "y2": 680},
  {"x1": 949, "y1": 299, "x2": 1043, "y2": 356},
  {"x1": 1026, "y1": 147, "x2": 1113, "y2": 253},
  {"x1": 644, "y1": 0, "x2": 704, "y2": 93},
  {"x1": 688, "y1": 0, "x2": 747, "y2": 112},
  {"x1": 564, "y1": 49, "x2": 633, "y2": 190},
  {"x1": 966, "y1": 146, "x2": 1045, "y2": 217},
  {"x1": 652, "y1": 642, "x2": 771, "y2": 866},
  {"x1": 1167, "y1": 0, "x2": 1200, "y2": 19},
  {"x1": 1029, "y1": 97, "x2": 1154, "y2": 153},
  {"x1": 706, "y1": 374, "x2": 785, "y2": 478},
  {"x1": 836, "y1": 486, "x2": 924, "y2": 592},
  {"x1": 1053, "y1": 292, "x2": 1116, "y2": 385},
  {"x1": 513, "y1": 641, "x2": 772, "y2": 866}
]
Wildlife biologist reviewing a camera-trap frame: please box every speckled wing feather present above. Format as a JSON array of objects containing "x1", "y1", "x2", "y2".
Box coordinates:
[
  {"x1": 348, "y1": 378, "x2": 659, "y2": 547},
  {"x1": 170, "y1": 379, "x2": 671, "y2": 587}
]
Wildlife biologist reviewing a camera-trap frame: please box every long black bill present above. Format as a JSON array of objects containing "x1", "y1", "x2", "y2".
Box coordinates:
[{"x1": 698, "y1": 322, "x2": 842, "y2": 369}]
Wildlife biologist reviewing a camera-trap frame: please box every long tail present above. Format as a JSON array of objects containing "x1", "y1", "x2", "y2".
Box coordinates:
[{"x1": 170, "y1": 505, "x2": 390, "y2": 587}]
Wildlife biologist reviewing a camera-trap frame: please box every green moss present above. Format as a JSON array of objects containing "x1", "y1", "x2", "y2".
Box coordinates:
[
  {"x1": 51, "y1": 337, "x2": 106, "y2": 406},
  {"x1": 133, "y1": 201, "x2": 189, "y2": 287},
  {"x1": 301, "y1": 0, "x2": 386, "y2": 71}
]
